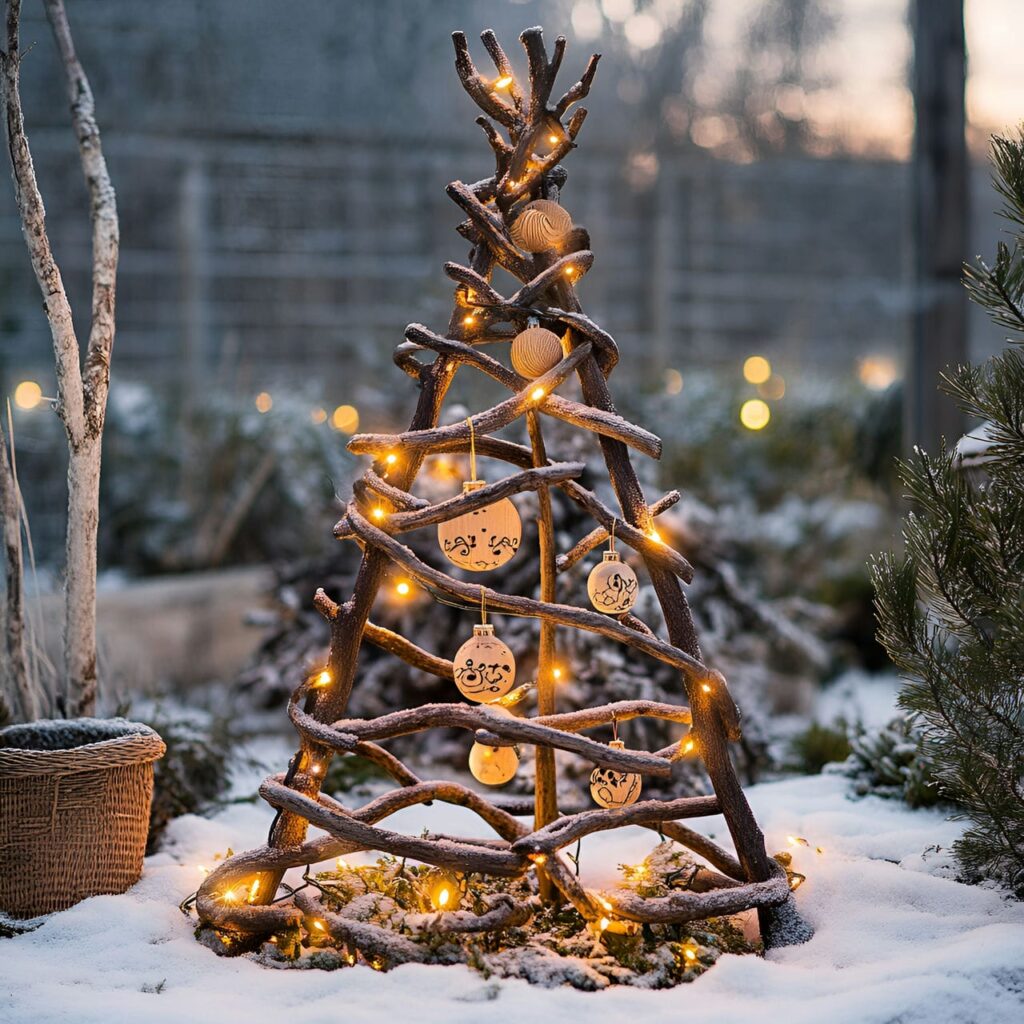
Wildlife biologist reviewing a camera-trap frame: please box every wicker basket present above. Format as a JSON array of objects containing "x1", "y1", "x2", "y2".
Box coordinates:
[{"x1": 0, "y1": 718, "x2": 165, "y2": 918}]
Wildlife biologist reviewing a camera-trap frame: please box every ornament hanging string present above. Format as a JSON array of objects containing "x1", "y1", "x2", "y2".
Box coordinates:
[
  {"x1": 480, "y1": 586, "x2": 487, "y2": 626},
  {"x1": 467, "y1": 416, "x2": 477, "y2": 481},
  {"x1": 611, "y1": 709, "x2": 619, "y2": 743},
  {"x1": 609, "y1": 519, "x2": 617, "y2": 554}
]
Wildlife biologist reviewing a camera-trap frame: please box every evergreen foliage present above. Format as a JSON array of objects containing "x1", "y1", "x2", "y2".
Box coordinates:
[{"x1": 872, "y1": 128, "x2": 1024, "y2": 894}]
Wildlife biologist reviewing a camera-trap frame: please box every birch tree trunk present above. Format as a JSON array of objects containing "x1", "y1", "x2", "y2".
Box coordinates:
[{"x1": 1, "y1": 0, "x2": 118, "y2": 717}]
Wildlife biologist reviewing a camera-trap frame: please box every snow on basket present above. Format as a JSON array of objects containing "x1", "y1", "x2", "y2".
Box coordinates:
[{"x1": 0, "y1": 718, "x2": 165, "y2": 918}]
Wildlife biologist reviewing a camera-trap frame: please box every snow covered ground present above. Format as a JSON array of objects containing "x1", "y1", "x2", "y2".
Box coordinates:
[{"x1": 2, "y1": 740, "x2": 1023, "y2": 1024}]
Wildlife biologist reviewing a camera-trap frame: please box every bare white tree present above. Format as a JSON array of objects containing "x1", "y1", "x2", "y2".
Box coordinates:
[{"x1": 0, "y1": 0, "x2": 119, "y2": 717}]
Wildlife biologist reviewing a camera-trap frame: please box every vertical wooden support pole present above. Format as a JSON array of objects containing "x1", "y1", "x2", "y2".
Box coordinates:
[
  {"x1": 527, "y1": 410, "x2": 559, "y2": 902},
  {"x1": 907, "y1": 0, "x2": 967, "y2": 452}
]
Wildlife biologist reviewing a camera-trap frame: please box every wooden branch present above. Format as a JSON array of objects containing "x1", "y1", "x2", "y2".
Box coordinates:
[
  {"x1": 480, "y1": 29, "x2": 523, "y2": 113},
  {"x1": 643, "y1": 822, "x2": 745, "y2": 881},
  {"x1": 452, "y1": 31, "x2": 518, "y2": 130},
  {"x1": 347, "y1": 343, "x2": 591, "y2": 458},
  {"x1": 0, "y1": 406, "x2": 36, "y2": 720},
  {"x1": 511, "y1": 796, "x2": 722, "y2": 857},
  {"x1": 359, "y1": 469, "x2": 429, "y2": 510},
  {"x1": 604, "y1": 866, "x2": 791, "y2": 925},
  {"x1": 555, "y1": 53, "x2": 601, "y2": 118},
  {"x1": 346, "y1": 506, "x2": 708, "y2": 681},
  {"x1": 398, "y1": 325, "x2": 658, "y2": 457},
  {"x1": 260, "y1": 778, "x2": 527, "y2": 876},
  {"x1": 364, "y1": 621, "x2": 455, "y2": 681},
  {"x1": 406, "y1": 893, "x2": 537, "y2": 935},
  {"x1": 557, "y1": 490, "x2": 681, "y2": 573},
  {"x1": 312, "y1": 699, "x2": 678, "y2": 778},
  {"x1": 446, "y1": 180, "x2": 531, "y2": 278},
  {"x1": 368, "y1": 463, "x2": 585, "y2": 534},
  {"x1": 295, "y1": 891, "x2": 430, "y2": 965}
]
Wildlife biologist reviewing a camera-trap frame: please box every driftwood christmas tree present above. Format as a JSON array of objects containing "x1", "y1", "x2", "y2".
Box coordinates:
[{"x1": 196, "y1": 26, "x2": 812, "y2": 957}]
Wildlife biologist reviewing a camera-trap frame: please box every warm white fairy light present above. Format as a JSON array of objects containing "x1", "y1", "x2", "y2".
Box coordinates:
[
  {"x1": 395, "y1": 579, "x2": 412, "y2": 597},
  {"x1": 14, "y1": 380, "x2": 43, "y2": 410},
  {"x1": 385, "y1": 452, "x2": 398, "y2": 466},
  {"x1": 531, "y1": 387, "x2": 545, "y2": 401},
  {"x1": 373, "y1": 507, "x2": 386, "y2": 521},
  {"x1": 493, "y1": 75, "x2": 513, "y2": 89}
]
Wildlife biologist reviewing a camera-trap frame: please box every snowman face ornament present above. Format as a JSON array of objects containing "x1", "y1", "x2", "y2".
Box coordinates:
[{"x1": 589, "y1": 740, "x2": 642, "y2": 809}]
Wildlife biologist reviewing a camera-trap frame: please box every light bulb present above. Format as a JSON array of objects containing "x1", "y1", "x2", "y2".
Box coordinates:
[
  {"x1": 494, "y1": 75, "x2": 513, "y2": 89},
  {"x1": 373, "y1": 507, "x2": 386, "y2": 520},
  {"x1": 395, "y1": 580, "x2": 411, "y2": 597},
  {"x1": 531, "y1": 387, "x2": 545, "y2": 401},
  {"x1": 385, "y1": 453, "x2": 398, "y2": 465}
]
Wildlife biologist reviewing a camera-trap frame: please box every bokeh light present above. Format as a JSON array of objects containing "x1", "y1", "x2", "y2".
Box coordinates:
[
  {"x1": 664, "y1": 368, "x2": 683, "y2": 395},
  {"x1": 743, "y1": 356, "x2": 772, "y2": 385},
  {"x1": 858, "y1": 355, "x2": 899, "y2": 391},
  {"x1": 331, "y1": 404, "x2": 359, "y2": 434},
  {"x1": 254, "y1": 391, "x2": 272, "y2": 414},
  {"x1": 13, "y1": 380, "x2": 42, "y2": 410},
  {"x1": 740, "y1": 398, "x2": 771, "y2": 431}
]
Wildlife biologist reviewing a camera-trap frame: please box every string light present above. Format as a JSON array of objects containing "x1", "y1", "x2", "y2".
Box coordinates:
[
  {"x1": 428, "y1": 874, "x2": 460, "y2": 911},
  {"x1": 221, "y1": 889, "x2": 238, "y2": 903},
  {"x1": 493, "y1": 75, "x2": 513, "y2": 89},
  {"x1": 552, "y1": 667, "x2": 562, "y2": 680},
  {"x1": 548, "y1": 133, "x2": 559, "y2": 145},
  {"x1": 336, "y1": 858, "x2": 349, "y2": 870},
  {"x1": 385, "y1": 453, "x2": 398, "y2": 466},
  {"x1": 463, "y1": 314, "x2": 476, "y2": 326},
  {"x1": 313, "y1": 669, "x2": 332, "y2": 688},
  {"x1": 647, "y1": 528, "x2": 663, "y2": 544},
  {"x1": 373, "y1": 507, "x2": 386, "y2": 520},
  {"x1": 564, "y1": 265, "x2": 575, "y2": 276},
  {"x1": 255, "y1": 391, "x2": 273, "y2": 414},
  {"x1": 599, "y1": 917, "x2": 610, "y2": 932},
  {"x1": 680, "y1": 938, "x2": 700, "y2": 965},
  {"x1": 701, "y1": 683, "x2": 711, "y2": 693},
  {"x1": 531, "y1": 387, "x2": 545, "y2": 401},
  {"x1": 395, "y1": 579, "x2": 412, "y2": 597},
  {"x1": 680, "y1": 737, "x2": 695, "y2": 754},
  {"x1": 247, "y1": 879, "x2": 260, "y2": 902},
  {"x1": 528, "y1": 853, "x2": 547, "y2": 865},
  {"x1": 312, "y1": 920, "x2": 326, "y2": 932}
]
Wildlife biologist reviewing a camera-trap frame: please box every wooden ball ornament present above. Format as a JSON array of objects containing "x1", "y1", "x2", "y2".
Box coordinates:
[
  {"x1": 511, "y1": 326, "x2": 564, "y2": 379},
  {"x1": 437, "y1": 481, "x2": 521, "y2": 571},
  {"x1": 453, "y1": 623, "x2": 516, "y2": 703},
  {"x1": 590, "y1": 740, "x2": 642, "y2": 809},
  {"x1": 587, "y1": 550, "x2": 639, "y2": 614},
  {"x1": 509, "y1": 199, "x2": 573, "y2": 253},
  {"x1": 469, "y1": 741, "x2": 519, "y2": 785}
]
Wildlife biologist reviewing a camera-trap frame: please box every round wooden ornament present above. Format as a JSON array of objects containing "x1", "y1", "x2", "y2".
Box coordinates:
[
  {"x1": 511, "y1": 326, "x2": 564, "y2": 379},
  {"x1": 587, "y1": 550, "x2": 639, "y2": 614},
  {"x1": 589, "y1": 739, "x2": 642, "y2": 809},
  {"x1": 469, "y1": 741, "x2": 519, "y2": 785},
  {"x1": 509, "y1": 199, "x2": 573, "y2": 253},
  {"x1": 437, "y1": 481, "x2": 521, "y2": 571},
  {"x1": 453, "y1": 623, "x2": 516, "y2": 702}
]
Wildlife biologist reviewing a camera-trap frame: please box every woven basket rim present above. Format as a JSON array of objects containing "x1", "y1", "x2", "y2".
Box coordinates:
[{"x1": 0, "y1": 718, "x2": 165, "y2": 777}]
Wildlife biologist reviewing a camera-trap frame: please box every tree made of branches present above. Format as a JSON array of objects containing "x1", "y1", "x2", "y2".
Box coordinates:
[{"x1": 195, "y1": 26, "x2": 813, "y2": 958}]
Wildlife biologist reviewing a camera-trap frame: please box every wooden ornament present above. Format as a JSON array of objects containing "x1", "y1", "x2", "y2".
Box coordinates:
[
  {"x1": 587, "y1": 550, "x2": 639, "y2": 614},
  {"x1": 453, "y1": 623, "x2": 516, "y2": 702},
  {"x1": 509, "y1": 199, "x2": 573, "y2": 252},
  {"x1": 437, "y1": 481, "x2": 521, "y2": 571},
  {"x1": 468, "y1": 741, "x2": 519, "y2": 785},
  {"x1": 589, "y1": 740, "x2": 642, "y2": 809},
  {"x1": 511, "y1": 326, "x2": 564, "y2": 379}
]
